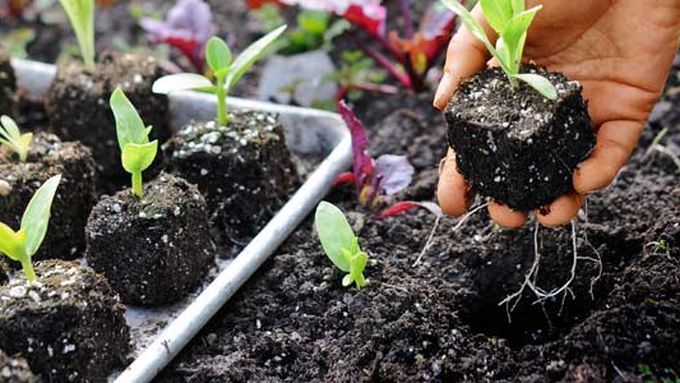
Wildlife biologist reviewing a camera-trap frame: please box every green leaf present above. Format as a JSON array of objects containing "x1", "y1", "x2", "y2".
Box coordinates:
[
  {"x1": 152, "y1": 73, "x2": 214, "y2": 95},
  {"x1": 0, "y1": 115, "x2": 20, "y2": 139},
  {"x1": 21, "y1": 174, "x2": 61, "y2": 257},
  {"x1": 510, "y1": 0, "x2": 525, "y2": 14},
  {"x1": 205, "y1": 36, "x2": 232, "y2": 73},
  {"x1": 314, "y1": 201, "x2": 355, "y2": 272},
  {"x1": 0, "y1": 223, "x2": 26, "y2": 262},
  {"x1": 0, "y1": 116, "x2": 32, "y2": 162},
  {"x1": 225, "y1": 25, "x2": 287, "y2": 91},
  {"x1": 122, "y1": 140, "x2": 158, "y2": 174},
  {"x1": 110, "y1": 88, "x2": 149, "y2": 151},
  {"x1": 298, "y1": 10, "x2": 329, "y2": 34},
  {"x1": 502, "y1": 5, "x2": 541, "y2": 73},
  {"x1": 495, "y1": 37, "x2": 511, "y2": 70},
  {"x1": 480, "y1": 0, "x2": 513, "y2": 34},
  {"x1": 513, "y1": 73, "x2": 557, "y2": 100},
  {"x1": 350, "y1": 251, "x2": 368, "y2": 288},
  {"x1": 440, "y1": 0, "x2": 501, "y2": 69},
  {"x1": 58, "y1": 0, "x2": 95, "y2": 70}
]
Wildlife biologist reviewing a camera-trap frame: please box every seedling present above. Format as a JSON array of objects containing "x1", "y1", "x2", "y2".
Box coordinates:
[
  {"x1": 0, "y1": 174, "x2": 61, "y2": 283},
  {"x1": 0, "y1": 115, "x2": 32, "y2": 162},
  {"x1": 442, "y1": 0, "x2": 557, "y2": 99},
  {"x1": 315, "y1": 201, "x2": 368, "y2": 288},
  {"x1": 152, "y1": 26, "x2": 287, "y2": 127},
  {"x1": 110, "y1": 88, "x2": 158, "y2": 198},
  {"x1": 58, "y1": 0, "x2": 96, "y2": 71},
  {"x1": 335, "y1": 100, "x2": 414, "y2": 208}
]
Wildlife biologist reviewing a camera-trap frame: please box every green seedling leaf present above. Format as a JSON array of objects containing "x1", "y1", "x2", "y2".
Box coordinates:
[
  {"x1": 513, "y1": 73, "x2": 558, "y2": 100},
  {"x1": 58, "y1": 0, "x2": 96, "y2": 70},
  {"x1": 225, "y1": 24, "x2": 287, "y2": 91},
  {"x1": 349, "y1": 251, "x2": 368, "y2": 288},
  {"x1": 110, "y1": 88, "x2": 149, "y2": 150},
  {"x1": 21, "y1": 174, "x2": 61, "y2": 259},
  {"x1": 480, "y1": 0, "x2": 512, "y2": 33},
  {"x1": 315, "y1": 201, "x2": 354, "y2": 272},
  {"x1": 510, "y1": 0, "x2": 525, "y2": 13},
  {"x1": 206, "y1": 36, "x2": 232, "y2": 73},
  {"x1": 122, "y1": 141, "x2": 158, "y2": 175},
  {"x1": 152, "y1": 73, "x2": 213, "y2": 94},
  {"x1": 0, "y1": 223, "x2": 26, "y2": 262},
  {"x1": 503, "y1": 5, "x2": 541, "y2": 71},
  {"x1": 0, "y1": 115, "x2": 33, "y2": 162}
]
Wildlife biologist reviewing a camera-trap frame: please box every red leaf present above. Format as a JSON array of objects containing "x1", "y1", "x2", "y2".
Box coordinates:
[
  {"x1": 333, "y1": 172, "x2": 355, "y2": 188},
  {"x1": 245, "y1": 0, "x2": 283, "y2": 9},
  {"x1": 343, "y1": 3, "x2": 386, "y2": 39},
  {"x1": 378, "y1": 201, "x2": 443, "y2": 219},
  {"x1": 337, "y1": 100, "x2": 374, "y2": 197}
]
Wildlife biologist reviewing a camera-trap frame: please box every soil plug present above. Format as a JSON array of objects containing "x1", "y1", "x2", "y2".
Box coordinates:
[
  {"x1": 315, "y1": 201, "x2": 368, "y2": 288},
  {"x1": 441, "y1": 0, "x2": 595, "y2": 211},
  {"x1": 0, "y1": 174, "x2": 60, "y2": 282},
  {"x1": 155, "y1": 26, "x2": 299, "y2": 239},
  {"x1": 85, "y1": 90, "x2": 214, "y2": 305},
  {"x1": 46, "y1": 0, "x2": 168, "y2": 183}
]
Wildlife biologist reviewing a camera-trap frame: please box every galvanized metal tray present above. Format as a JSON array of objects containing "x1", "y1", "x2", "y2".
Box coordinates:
[{"x1": 11, "y1": 59, "x2": 352, "y2": 383}]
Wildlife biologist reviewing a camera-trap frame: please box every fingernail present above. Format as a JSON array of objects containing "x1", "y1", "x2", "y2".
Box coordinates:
[{"x1": 433, "y1": 72, "x2": 451, "y2": 109}]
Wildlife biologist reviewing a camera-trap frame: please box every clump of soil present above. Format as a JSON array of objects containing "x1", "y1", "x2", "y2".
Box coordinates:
[
  {"x1": 0, "y1": 48, "x2": 16, "y2": 115},
  {"x1": 0, "y1": 258, "x2": 10, "y2": 285},
  {"x1": 445, "y1": 65, "x2": 595, "y2": 211},
  {"x1": 164, "y1": 111, "x2": 298, "y2": 240},
  {"x1": 0, "y1": 260, "x2": 130, "y2": 382},
  {"x1": 44, "y1": 52, "x2": 169, "y2": 182},
  {"x1": 86, "y1": 172, "x2": 215, "y2": 305},
  {"x1": 0, "y1": 350, "x2": 37, "y2": 383},
  {"x1": 0, "y1": 132, "x2": 96, "y2": 260}
]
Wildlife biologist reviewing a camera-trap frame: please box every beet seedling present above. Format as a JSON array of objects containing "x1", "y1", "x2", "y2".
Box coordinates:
[
  {"x1": 152, "y1": 26, "x2": 287, "y2": 127},
  {"x1": 442, "y1": 0, "x2": 557, "y2": 99},
  {"x1": 110, "y1": 88, "x2": 158, "y2": 198},
  {"x1": 58, "y1": 0, "x2": 96, "y2": 71},
  {"x1": 0, "y1": 174, "x2": 61, "y2": 282},
  {"x1": 0, "y1": 115, "x2": 32, "y2": 162},
  {"x1": 315, "y1": 201, "x2": 368, "y2": 289}
]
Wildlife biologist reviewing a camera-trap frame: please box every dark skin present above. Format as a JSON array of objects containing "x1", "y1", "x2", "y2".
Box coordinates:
[{"x1": 434, "y1": 0, "x2": 680, "y2": 228}]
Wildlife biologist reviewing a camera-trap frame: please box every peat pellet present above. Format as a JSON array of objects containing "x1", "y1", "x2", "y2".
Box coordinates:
[
  {"x1": 164, "y1": 111, "x2": 298, "y2": 239},
  {"x1": 0, "y1": 48, "x2": 16, "y2": 115},
  {"x1": 445, "y1": 65, "x2": 595, "y2": 211},
  {"x1": 0, "y1": 260, "x2": 130, "y2": 382},
  {"x1": 0, "y1": 350, "x2": 38, "y2": 383},
  {"x1": 0, "y1": 132, "x2": 96, "y2": 260},
  {"x1": 85, "y1": 172, "x2": 214, "y2": 305},
  {"x1": 44, "y1": 52, "x2": 169, "y2": 181}
]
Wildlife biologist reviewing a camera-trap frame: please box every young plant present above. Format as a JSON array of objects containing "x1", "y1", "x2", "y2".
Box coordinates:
[
  {"x1": 335, "y1": 100, "x2": 414, "y2": 208},
  {"x1": 442, "y1": 0, "x2": 557, "y2": 99},
  {"x1": 152, "y1": 25, "x2": 287, "y2": 127},
  {"x1": 139, "y1": 0, "x2": 215, "y2": 73},
  {"x1": 110, "y1": 88, "x2": 158, "y2": 198},
  {"x1": 265, "y1": 0, "x2": 459, "y2": 92},
  {"x1": 0, "y1": 174, "x2": 61, "y2": 283},
  {"x1": 0, "y1": 115, "x2": 32, "y2": 162},
  {"x1": 58, "y1": 0, "x2": 96, "y2": 71},
  {"x1": 314, "y1": 201, "x2": 368, "y2": 288}
]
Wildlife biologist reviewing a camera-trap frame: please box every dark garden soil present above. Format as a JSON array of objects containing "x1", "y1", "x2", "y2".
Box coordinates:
[
  {"x1": 446, "y1": 65, "x2": 595, "y2": 211},
  {"x1": 156, "y1": 60, "x2": 680, "y2": 382},
  {"x1": 0, "y1": 48, "x2": 16, "y2": 116},
  {"x1": 0, "y1": 260, "x2": 130, "y2": 382},
  {"x1": 0, "y1": 132, "x2": 96, "y2": 260},
  {"x1": 86, "y1": 172, "x2": 215, "y2": 306},
  {"x1": 0, "y1": 350, "x2": 37, "y2": 383}
]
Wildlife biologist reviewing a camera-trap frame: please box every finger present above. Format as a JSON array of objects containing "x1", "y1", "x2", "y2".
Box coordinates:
[
  {"x1": 573, "y1": 120, "x2": 644, "y2": 193},
  {"x1": 488, "y1": 201, "x2": 527, "y2": 229},
  {"x1": 437, "y1": 149, "x2": 474, "y2": 217},
  {"x1": 536, "y1": 192, "x2": 585, "y2": 227},
  {"x1": 433, "y1": 5, "x2": 496, "y2": 110}
]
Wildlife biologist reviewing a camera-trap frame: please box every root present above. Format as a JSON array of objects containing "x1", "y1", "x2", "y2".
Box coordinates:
[
  {"x1": 412, "y1": 202, "x2": 489, "y2": 267},
  {"x1": 499, "y1": 200, "x2": 604, "y2": 322}
]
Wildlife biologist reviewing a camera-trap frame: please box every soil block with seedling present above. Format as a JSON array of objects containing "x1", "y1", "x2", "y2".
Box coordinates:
[
  {"x1": 154, "y1": 27, "x2": 298, "y2": 239},
  {"x1": 0, "y1": 48, "x2": 16, "y2": 115},
  {"x1": 0, "y1": 350, "x2": 37, "y2": 383},
  {"x1": 85, "y1": 90, "x2": 214, "y2": 305},
  {"x1": 0, "y1": 117, "x2": 96, "y2": 259},
  {"x1": 44, "y1": 0, "x2": 167, "y2": 181},
  {"x1": 443, "y1": 1, "x2": 595, "y2": 211},
  {"x1": 0, "y1": 177, "x2": 129, "y2": 382}
]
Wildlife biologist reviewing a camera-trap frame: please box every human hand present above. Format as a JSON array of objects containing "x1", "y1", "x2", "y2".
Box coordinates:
[{"x1": 434, "y1": 0, "x2": 680, "y2": 228}]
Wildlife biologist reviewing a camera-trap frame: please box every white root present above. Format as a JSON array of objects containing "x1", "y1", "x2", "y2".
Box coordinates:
[
  {"x1": 412, "y1": 202, "x2": 489, "y2": 267},
  {"x1": 499, "y1": 199, "x2": 603, "y2": 322}
]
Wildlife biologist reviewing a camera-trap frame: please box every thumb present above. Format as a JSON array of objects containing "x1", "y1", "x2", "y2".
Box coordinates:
[{"x1": 433, "y1": 4, "x2": 496, "y2": 110}]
